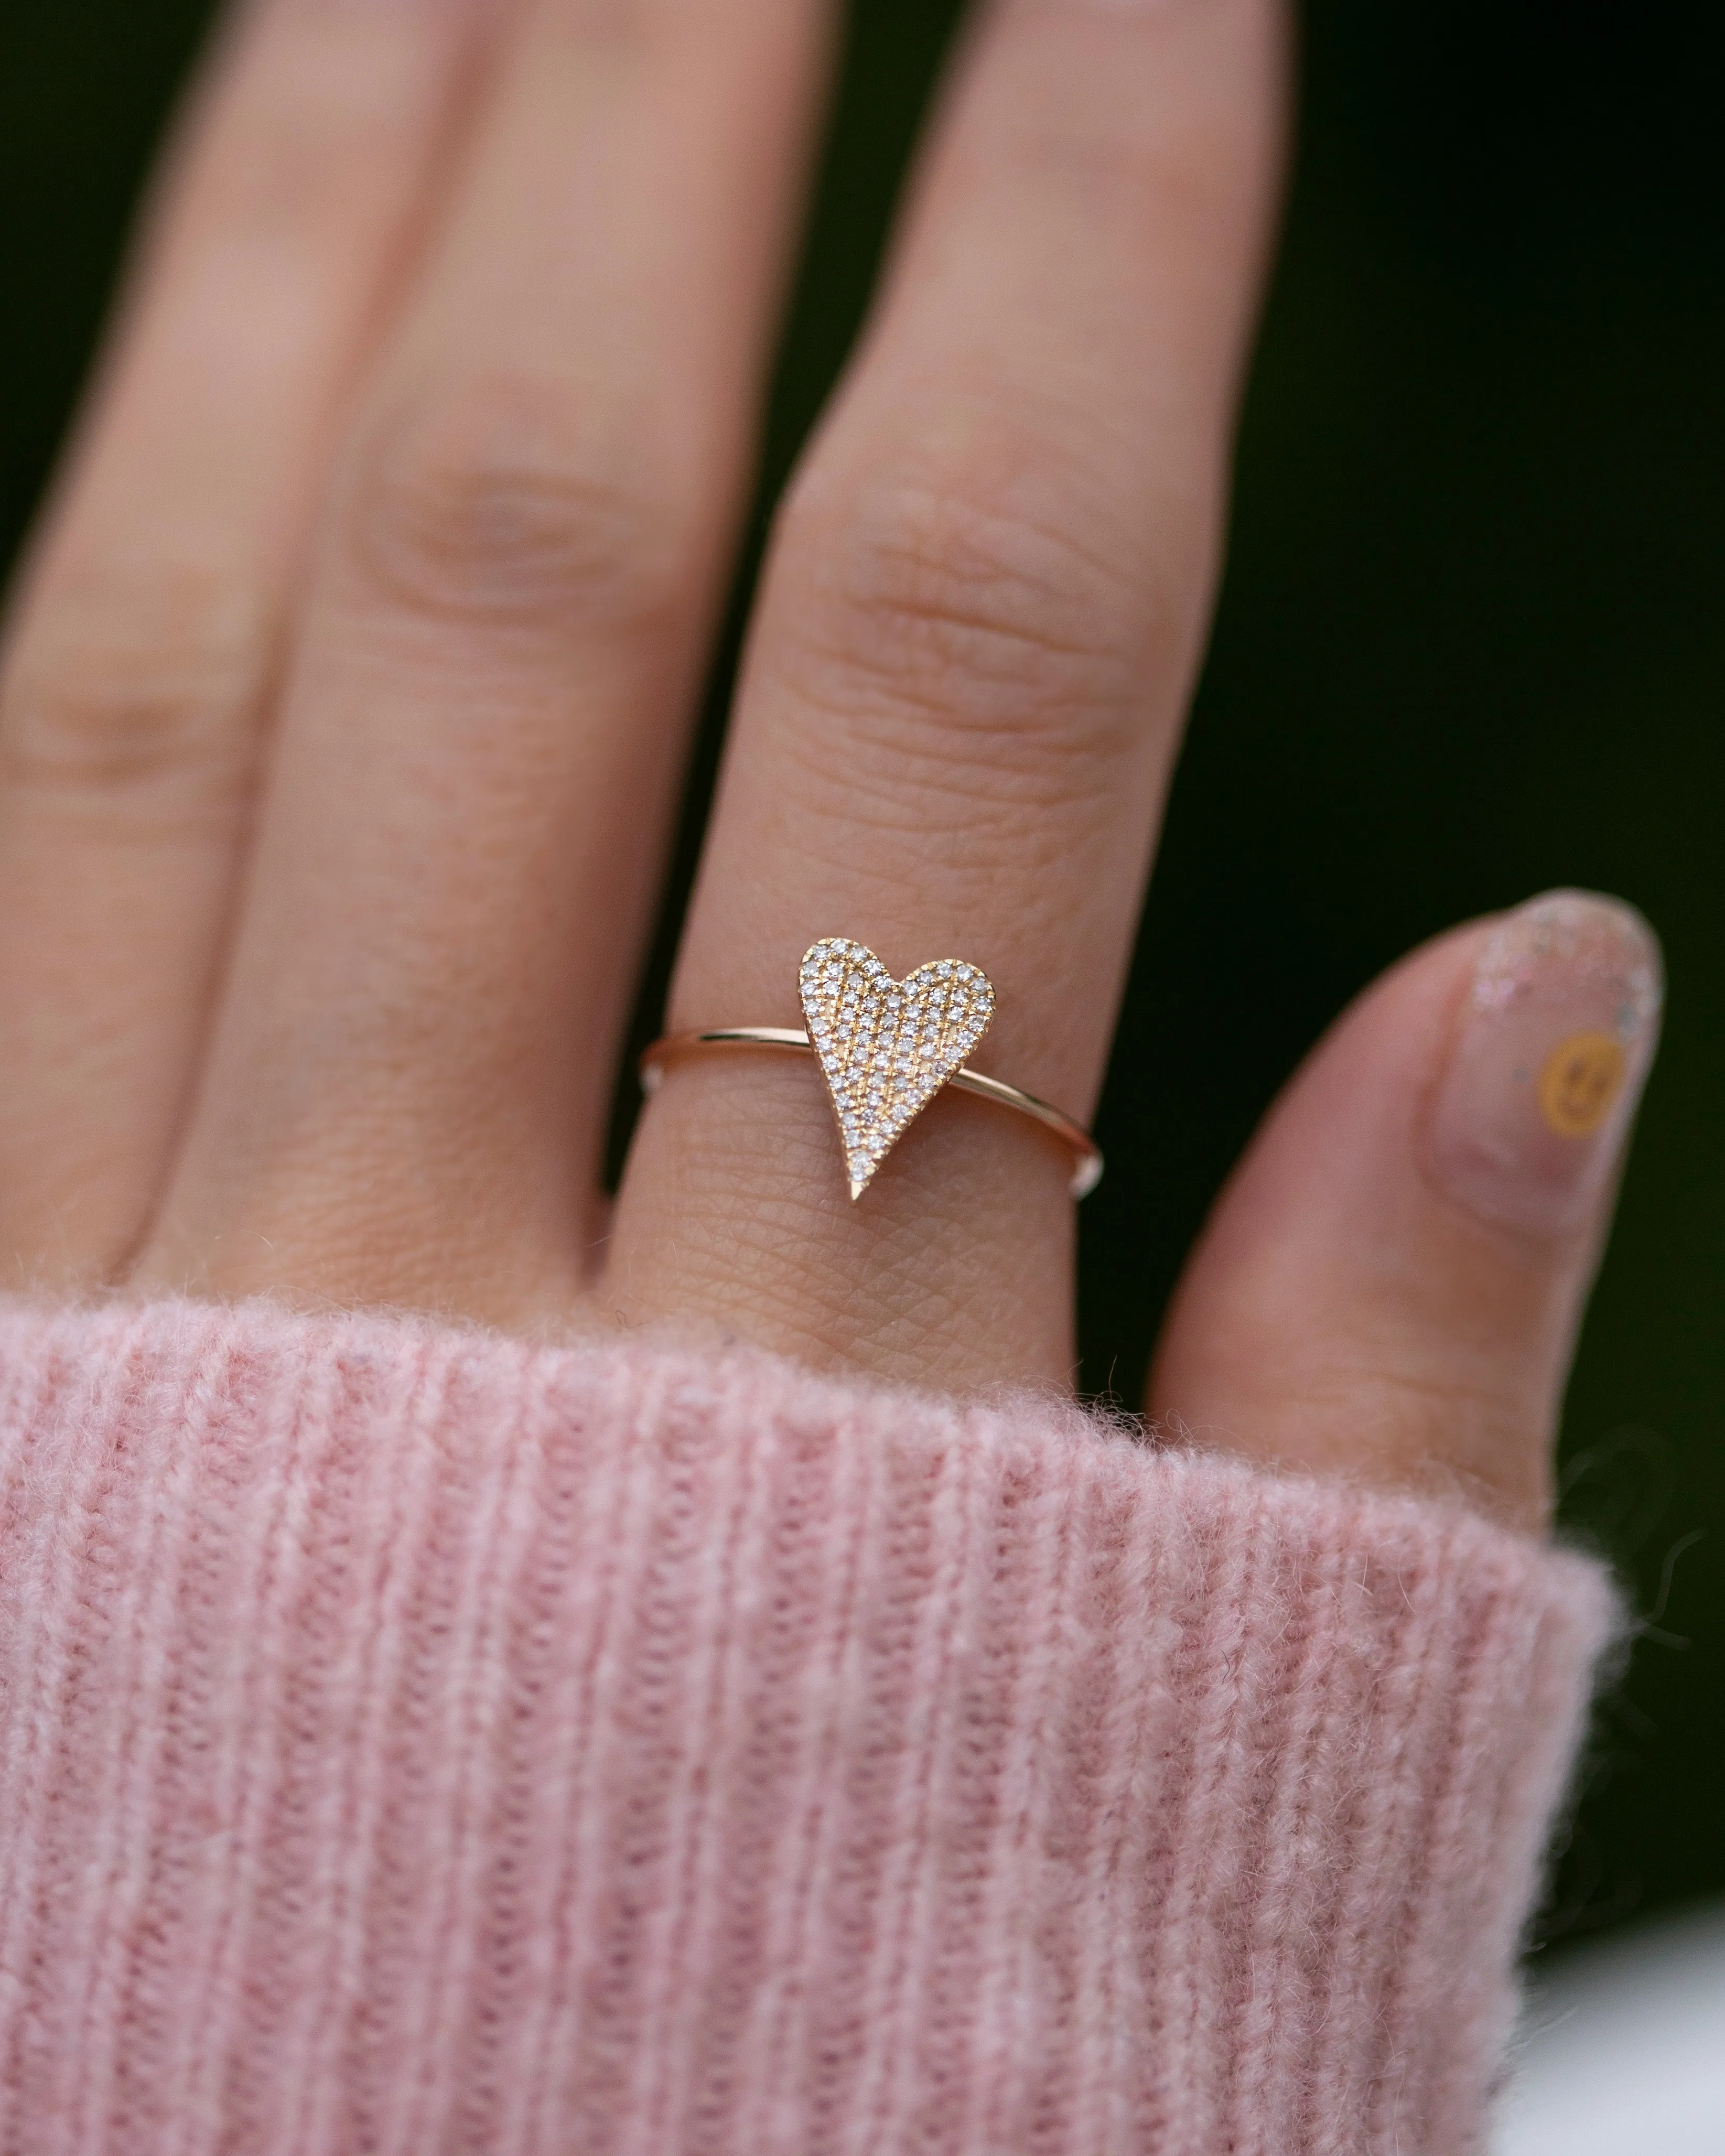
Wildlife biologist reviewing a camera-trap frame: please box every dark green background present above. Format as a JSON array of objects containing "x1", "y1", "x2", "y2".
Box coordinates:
[{"x1": 3, "y1": 1, "x2": 1720, "y2": 1955}]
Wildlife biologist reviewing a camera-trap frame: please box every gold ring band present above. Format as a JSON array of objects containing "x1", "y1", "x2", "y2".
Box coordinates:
[{"x1": 638, "y1": 1027, "x2": 1103, "y2": 1199}]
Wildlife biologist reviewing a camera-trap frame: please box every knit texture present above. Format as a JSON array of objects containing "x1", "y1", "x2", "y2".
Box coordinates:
[{"x1": 0, "y1": 1298, "x2": 1615, "y2": 2155}]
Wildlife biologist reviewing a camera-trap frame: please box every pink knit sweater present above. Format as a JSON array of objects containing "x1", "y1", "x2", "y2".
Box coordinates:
[{"x1": 0, "y1": 1299, "x2": 1614, "y2": 2154}]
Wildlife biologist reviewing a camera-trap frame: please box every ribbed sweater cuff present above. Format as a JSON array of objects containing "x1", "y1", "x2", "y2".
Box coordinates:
[{"x1": 0, "y1": 1299, "x2": 1616, "y2": 2155}]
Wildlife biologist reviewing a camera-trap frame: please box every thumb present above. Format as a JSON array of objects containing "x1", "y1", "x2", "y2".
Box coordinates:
[{"x1": 1149, "y1": 891, "x2": 1663, "y2": 1530}]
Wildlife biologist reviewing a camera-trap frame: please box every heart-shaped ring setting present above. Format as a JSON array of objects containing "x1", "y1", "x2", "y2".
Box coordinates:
[{"x1": 798, "y1": 938, "x2": 997, "y2": 1198}]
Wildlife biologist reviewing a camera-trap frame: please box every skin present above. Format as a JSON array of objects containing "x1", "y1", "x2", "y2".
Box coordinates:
[{"x1": 0, "y1": 0, "x2": 1652, "y2": 1535}]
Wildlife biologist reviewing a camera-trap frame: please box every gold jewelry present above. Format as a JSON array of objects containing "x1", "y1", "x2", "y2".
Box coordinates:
[{"x1": 639, "y1": 937, "x2": 1103, "y2": 1202}]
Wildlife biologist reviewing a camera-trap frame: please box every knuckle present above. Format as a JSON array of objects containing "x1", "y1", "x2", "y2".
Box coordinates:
[
  {"x1": 342, "y1": 373, "x2": 700, "y2": 639},
  {"x1": 774, "y1": 458, "x2": 1163, "y2": 781},
  {"x1": 0, "y1": 567, "x2": 266, "y2": 810}
]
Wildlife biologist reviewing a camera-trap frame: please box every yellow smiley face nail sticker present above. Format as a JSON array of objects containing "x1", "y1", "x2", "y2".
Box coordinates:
[{"x1": 1538, "y1": 1031, "x2": 1627, "y2": 1137}]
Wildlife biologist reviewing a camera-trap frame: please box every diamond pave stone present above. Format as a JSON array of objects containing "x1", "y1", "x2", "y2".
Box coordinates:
[{"x1": 798, "y1": 938, "x2": 997, "y2": 1200}]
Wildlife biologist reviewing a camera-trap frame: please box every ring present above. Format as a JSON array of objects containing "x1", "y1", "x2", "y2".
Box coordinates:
[{"x1": 639, "y1": 937, "x2": 1103, "y2": 1202}]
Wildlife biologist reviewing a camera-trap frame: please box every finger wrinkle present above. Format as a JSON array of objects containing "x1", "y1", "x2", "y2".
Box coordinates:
[{"x1": 768, "y1": 760, "x2": 1130, "y2": 912}]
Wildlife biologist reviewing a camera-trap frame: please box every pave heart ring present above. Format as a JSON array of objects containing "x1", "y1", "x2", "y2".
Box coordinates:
[{"x1": 639, "y1": 937, "x2": 1103, "y2": 1201}]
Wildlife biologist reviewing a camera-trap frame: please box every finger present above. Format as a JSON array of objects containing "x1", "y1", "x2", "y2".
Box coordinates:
[
  {"x1": 608, "y1": 0, "x2": 1288, "y2": 1387},
  {"x1": 135, "y1": 0, "x2": 834, "y2": 1319},
  {"x1": 0, "y1": 0, "x2": 500, "y2": 1289},
  {"x1": 1150, "y1": 891, "x2": 1664, "y2": 1529}
]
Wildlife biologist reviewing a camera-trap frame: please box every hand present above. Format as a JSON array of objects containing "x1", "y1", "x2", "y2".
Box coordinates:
[{"x1": 0, "y1": 0, "x2": 1658, "y2": 1533}]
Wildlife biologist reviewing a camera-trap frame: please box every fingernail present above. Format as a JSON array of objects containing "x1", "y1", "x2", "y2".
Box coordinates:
[{"x1": 1429, "y1": 890, "x2": 1663, "y2": 1235}]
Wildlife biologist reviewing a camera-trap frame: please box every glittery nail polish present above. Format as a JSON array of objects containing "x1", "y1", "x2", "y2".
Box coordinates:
[{"x1": 1428, "y1": 891, "x2": 1662, "y2": 1235}]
